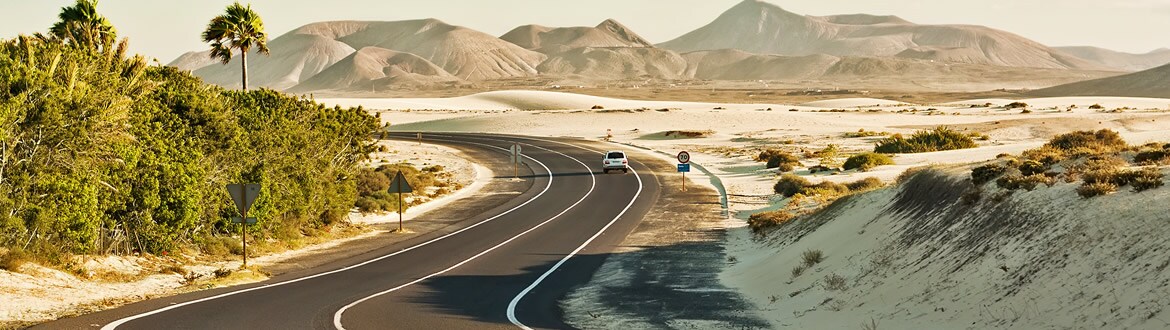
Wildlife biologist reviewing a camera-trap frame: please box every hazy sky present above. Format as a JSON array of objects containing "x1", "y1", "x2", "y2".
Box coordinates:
[{"x1": 2, "y1": 0, "x2": 1168, "y2": 62}]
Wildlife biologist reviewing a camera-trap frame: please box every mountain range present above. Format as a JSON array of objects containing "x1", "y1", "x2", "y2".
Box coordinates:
[{"x1": 170, "y1": 0, "x2": 1168, "y2": 94}]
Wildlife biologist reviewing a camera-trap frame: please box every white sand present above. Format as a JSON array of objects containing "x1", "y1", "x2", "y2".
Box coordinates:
[{"x1": 331, "y1": 90, "x2": 1170, "y2": 327}]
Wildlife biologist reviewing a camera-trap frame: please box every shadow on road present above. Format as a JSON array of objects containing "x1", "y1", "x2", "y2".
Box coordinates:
[{"x1": 408, "y1": 229, "x2": 769, "y2": 329}]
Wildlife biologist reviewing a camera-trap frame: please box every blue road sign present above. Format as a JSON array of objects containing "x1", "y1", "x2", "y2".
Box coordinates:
[{"x1": 678, "y1": 163, "x2": 691, "y2": 173}]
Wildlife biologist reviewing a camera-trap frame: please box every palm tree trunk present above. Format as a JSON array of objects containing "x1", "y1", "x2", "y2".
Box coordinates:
[{"x1": 241, "y1": 50, "x2": 248, "y2": 90}]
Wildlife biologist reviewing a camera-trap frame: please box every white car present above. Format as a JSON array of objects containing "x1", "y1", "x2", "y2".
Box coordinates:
[{"x1": 602, "y1": 151, "x2": 629, "y2": 174}]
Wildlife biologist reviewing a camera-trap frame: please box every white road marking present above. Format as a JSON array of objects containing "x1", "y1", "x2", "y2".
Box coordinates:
[
  {"x1": 332, "y1": 136, "x2": 599, "y2": 330},
  {"x1": 101, "y1": 137, "x2": 552, "y2": 330},
  {"x1": 501, "y1": 136, "x2": 646, "y2": 330}
]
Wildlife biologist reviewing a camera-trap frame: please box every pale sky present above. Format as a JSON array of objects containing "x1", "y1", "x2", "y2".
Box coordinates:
[{"x1": 2, "y1": 0, "x2": 1168, "y2": 62}]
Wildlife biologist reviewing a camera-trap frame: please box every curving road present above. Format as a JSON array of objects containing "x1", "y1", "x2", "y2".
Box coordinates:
[{"x1": 37, "y1": 133, "x2": 662, "y2": 330}]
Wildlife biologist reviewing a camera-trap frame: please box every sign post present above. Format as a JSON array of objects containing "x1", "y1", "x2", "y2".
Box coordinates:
[
  {"x1": 417, "y1": 132, "x2": 422, "y2": 145},
  {"x1": 388, "y1": 171, "x2": 414, "y2": 232},
  {"x1": 677, "y1": 151, "x2": 691, "y2": 192},
  {"x1": 227, "y1": 183, "x2": 261, "y2": 268},
  {"x1": 509, "y1": 143, "x2": 523, "y2": 179}
]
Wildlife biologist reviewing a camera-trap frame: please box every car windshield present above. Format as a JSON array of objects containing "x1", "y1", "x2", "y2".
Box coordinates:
[{"x1": 606, "y1": 152, "x2": 624, "y2": 159}]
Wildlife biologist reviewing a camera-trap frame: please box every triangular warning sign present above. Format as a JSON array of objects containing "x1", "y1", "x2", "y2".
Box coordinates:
[{"x1": 388, "y1": 171, "x2": 413, "y2": 194}]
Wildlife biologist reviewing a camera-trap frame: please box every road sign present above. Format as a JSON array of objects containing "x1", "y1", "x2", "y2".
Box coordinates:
[
  {"x1": 509, "y1": 143, "x2": 523, "y2": 164},
  {"x1": 227, "y1": 183, "x2": 261, "y2": 268},
  {"x1": 231, "y1": 217, "x2": 258, "y2": 224},
  {"x1": 678, "y1": 163, "x2": 691, "y2": 173},
  {"x1": 677, "y1": 151, "x2": 691, "y2": 164},
  {"x1": 388, "y1": 171, "x2": 413, "y2": 194},
  {"x1": 227, "y1": 183, "x2": 261, "y2": 216}
]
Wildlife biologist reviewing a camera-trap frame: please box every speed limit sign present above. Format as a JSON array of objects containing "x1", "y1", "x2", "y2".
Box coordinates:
[{"x1": 677, "y1": 151, "x2": 691, "y2": 164}]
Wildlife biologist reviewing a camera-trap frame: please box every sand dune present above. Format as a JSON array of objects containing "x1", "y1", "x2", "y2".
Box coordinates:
[
  {"x1": 288, "y1": 47, "x2": 458, "y2": 93},
  {"x1": 659, "y1": 0, "x2": 1104, "y2": 70},
  {"x1": 1056, "y1": 46, "x2": 1170, "y2": 71},
  {"x1": 1031, "y1": 63, "x2": 1170, "y2": 98},
  {"x1": 500, "y1": 19, "x2": 652, "y2": 54}
]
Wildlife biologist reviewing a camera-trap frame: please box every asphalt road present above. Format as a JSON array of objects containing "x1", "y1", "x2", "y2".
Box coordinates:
[{"x1": 38, "y1": 133, "x2": 662, "y2": 330}]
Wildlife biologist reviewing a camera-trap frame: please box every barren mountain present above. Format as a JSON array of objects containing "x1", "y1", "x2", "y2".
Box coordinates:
[
  {"x1": 682, "y1": 49, "x2": 837, "y2": 80},
  {"x1": 500, "y1": 19, "x2": 653, "y2": 54},
  {"x1": 1031, "y1": 63, "x2": 1170, "y2": 98},
  {"x1": 173, "y1": 19, "x2": 545, "y2": 90},
  {"x1": 1055, "y1": 47, "x2": 1170, "y2": 72},
  {"x1": 186, "y1": 33, "x2": 356, "y2": 90},
  {"x1": 537, "y1": 47, "x2": 688, "y2": 79},
  {"x1": 288, "y1": 47, "x2": 458, "y2": 93},
  {"x1": 658, "y1": 0, "x2": 1103, "y2": 70}
]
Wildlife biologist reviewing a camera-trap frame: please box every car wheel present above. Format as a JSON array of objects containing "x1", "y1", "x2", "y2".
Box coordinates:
[
  {"x1": 623, "y1": 169, "x2": 629, "y2": 173},
  {"x1": 602, "y1": 169, "x2": 608, "y2": 174}
]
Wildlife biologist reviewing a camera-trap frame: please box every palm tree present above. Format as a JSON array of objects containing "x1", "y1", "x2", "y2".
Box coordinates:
[
  {"x1": 50, "y1": 0, "x2": 117, "y2": 52},
  {"x1": 201, "y1": 2, "x2": 269, "y2": 90}
]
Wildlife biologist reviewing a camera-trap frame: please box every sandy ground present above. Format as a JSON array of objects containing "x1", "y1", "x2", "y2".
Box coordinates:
[
  {"x1": 0, "y1": 140, "x2": 481, "y2": 327},
  {"x1": 324, "y1": 90, "x2": 1170, "y2": 329}
]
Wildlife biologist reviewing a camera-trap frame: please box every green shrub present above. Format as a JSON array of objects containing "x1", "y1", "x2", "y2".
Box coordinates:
[
  {"x1": 748, "y1": 211, "x2": 795, "y2": 234},
  {"x1": 1130, "y1": 167, "x2": 1165, "y2": 192},
  {"x1": 874, "y1": 127, "x2": 977, "y2": 154},
  {"x1": 846, "y1": 177, "x2": 884, "y2": 192},
  {"x1": 774, "y1": 174, "x2": 811, "y2": 197},
  {"x1": 971, "y1": 164, "x2": 1007, "y2": 185},
  {"x1": 1077, "y1": 182, "x2": 1117, "y2": 198},
  {"x1": 843, "y1": 153, "x2": 894, "y2": 171}
]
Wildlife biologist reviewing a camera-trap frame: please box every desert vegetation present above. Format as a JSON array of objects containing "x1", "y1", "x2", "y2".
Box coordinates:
[
  {"x1": 843, "y1": 152, "x2": 894, "y2": 171},
  {"x1": 355, "y1": 164, "x2": 459, "y2": 214},
  {"x1": 873, "y1": 126, "x2": 977, "y2": 154},
  {"x1": 0, "y1": 6, "x2": 379, "y2": 264},
  {"x1": 968, "y1": 129, "x2": 1166, "y2": 198},
  {"x1": 753, "y1": 175, "x2": 886, "y2": 234},
  {"x1": 756, "y1": 149, "x2": 801, "y2": 172}
]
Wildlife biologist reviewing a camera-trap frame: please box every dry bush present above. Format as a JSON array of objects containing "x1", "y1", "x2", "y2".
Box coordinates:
[
  {"x1": 800, "y1": 181, "x2": 850, "y2": 198},
  {"x1": 774, "y1": 173, "x2": 811, "y2": 197},
  {"x1": 802, "y1": 249, "x2": 825, "y2": 266},
  {"x1": 792, "y1": 265, "x2": 806, "y2": 278},
  {"x1": 1, "y1": 249, "x2": 30, "y2": 271},
  {"x1": 1134, "y1": 149, "x2": 1170, "y2": 165},
  {"x1": 1020, "y1": 146, "x2": 1066, "y2": 165},
  {"x1": 823, "y1": 273, "x2": 848, "y2": 291},
  {"x1": 663, "y1": 130, "x2": 714, "y2": 138},
  {"x1": 895, "y1": 166, "x2": 930, "y2": 185},
  {"x1": 1130, "y1": 167, "x2": 1165, "y2": 192},
  {"x1": 748, "y1": 210, "x2": 795, "y2": 234},
  {"x1": 971, "y1": 163, "x2": 1007, "y2": 185},
  {"x1": 1018, "y1": 160, "x2": 1048, "y2": 176},
  {"x1": 1077, "y1": 182, "x2": 1118, "y2": 198},
  {"x1": 846, "y1": 177, "x2": 885, "y2": 192},
  {"x1": 757, "y1": 149, "x2": 801, "y2": 170},
  {"x1": 1044, "y1": 129, "x2": 1128, "y2": 157},
  {"x1": 996, "y1": 173, "x2": 1054, "y2": 191},
  {"x1": 960, "y1": 188, "x2": 983, "y2": 205}
]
